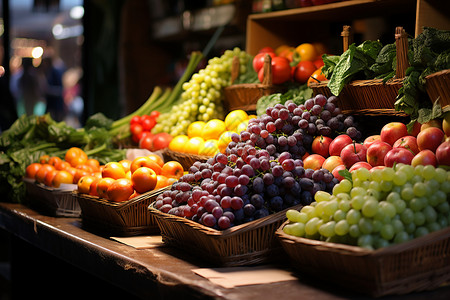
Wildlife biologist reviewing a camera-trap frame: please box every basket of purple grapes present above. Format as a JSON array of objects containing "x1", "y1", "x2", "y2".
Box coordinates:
[{"x1": 148, "y1": 94, "x2": 362, "y2": 266}]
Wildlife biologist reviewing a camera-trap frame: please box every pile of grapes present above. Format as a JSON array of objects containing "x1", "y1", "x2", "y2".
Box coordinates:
[
  {"x1": 154, "y1": 94, "x2": 362, "y2": 230},
  {"x1": 283, "y1": 164, "x2": 450, "y2": 249}
]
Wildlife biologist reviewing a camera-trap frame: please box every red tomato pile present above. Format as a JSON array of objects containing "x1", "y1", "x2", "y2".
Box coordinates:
[
  {"x1": 253, "y1": 43, "x2": 327, "y2": 86},
  {"x1": 129, "y1": 111, "x2": 173, "y2": 152}
]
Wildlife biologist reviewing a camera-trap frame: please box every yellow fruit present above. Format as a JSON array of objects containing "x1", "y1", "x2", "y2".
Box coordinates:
[
  {"x1": 247, "y1": 114, "x2": 257, "y2": 120},
  {"x1": 218, "y1": 131, "x2": 235, "y2": 153},
  {"x1": 169, "y1": 135, "x2": 189, "y2": 152},
  {"x1": 185, "y1": 137, "x2": 205, "y2": 155},
  {"x1": 187, "y1": 121, "x2": 206, "y2": 138},
  {"x1": 295, "y1": 43, "x2": 317, "y2": 61},
  {"x1": 236, "y1": 120, "x2": 249, "y2": 134},
  {"x1": 198, "y1": 139, "x2": 219, "y2": 156},
  {"x1": 202, "y1": 119, "x2": 226, "y2": 140},
  {"x1": 224, "y1": 110, "x2": 248, "y2": 132},
  {"x1": 275, "y1": 44, "x2": 290, "y2": 56}
]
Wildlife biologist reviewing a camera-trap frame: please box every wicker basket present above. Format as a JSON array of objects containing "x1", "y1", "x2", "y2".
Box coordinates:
[
  {"x1": 425, "y1": 69, "x2": 450, "y2": 110},
  {"x1": 74, "y1": 187, "x2": 169, "y2": 236},
  {"x1": 148, "y1": 202, "x2": 302, "y2": 267},
  {"x1": 310, "y1": 26, "x2": 409, "y2": 117},
  {"x1": 224, "y1": 55, "x2": 286, "y2": 112},
  {"x1": 276, "y1": 221, "x2": 450, "y2": 297},
  {"x1": 24, "y1": 178, "x2": 81, "y2": 217},
  {"x1": 162, "y1": 148, "x2": 211, "y2": 171}
]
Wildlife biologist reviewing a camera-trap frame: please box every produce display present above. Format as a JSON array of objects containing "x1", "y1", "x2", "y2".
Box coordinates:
[
  {"x1": 283, "y1": 164, "x2": 450, "y2": 249},
  {"x1": 75, "y1": 154, "x2": 182, "y2": 202},
  {"x1": 154, "y1": 94, "x2": 365, "y2": 229}
]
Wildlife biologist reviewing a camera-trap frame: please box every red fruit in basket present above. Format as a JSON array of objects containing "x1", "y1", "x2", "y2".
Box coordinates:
[
  {"x1": 294, "y1": 61, "x2": 317, "y2": 84},
  {"x1": 436, "y1": 141, "x2": 450, "y2": 166},
  {"x1": 107, "y1": 178, "x2": 134, "y2": 202},
  {"x1": 417, "y1": 127, "x2": 445, "y2": 152},
  {"x1": 329, "y1": 134, "x2": 353, "y2": 156},
  {"x1": 25, "y1": 163, "x2": 42, "y2": 179},
  {"x1": 131, "y1": 167, "x2": 157, "y2": 193},
  {"x1": 253, "y1": 52, "x2": 276, "y2": 73},
  {"x1": 151, "y1": 133, "x2": 173, "y2": 151},
  {"x1": 380, "y1": 122, "x2": 409, "y2": 146}
]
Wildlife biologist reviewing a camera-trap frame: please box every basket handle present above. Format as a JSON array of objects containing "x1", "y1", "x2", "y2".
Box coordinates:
[
  {"x1": 341, "y1": 25, "x2": 353, "y2": 52},
  {"x1": 262, "y1": 53, "x2": 273, "y2": 87},
  {"x1": 395, "y1": 26, "x2": 409, "y2": 78},
  {"x1": 230, "y1": 56, "x2": 240, "y2": 84}
]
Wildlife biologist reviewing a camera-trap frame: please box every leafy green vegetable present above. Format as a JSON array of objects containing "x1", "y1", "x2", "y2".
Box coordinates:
[{"x1": 256, "y1": 84, "x2": 313, "y2": 116}]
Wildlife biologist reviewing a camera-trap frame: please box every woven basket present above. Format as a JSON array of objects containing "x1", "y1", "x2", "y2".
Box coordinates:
[
  {"x1": 162, "y1": 148, "x2": 211, "y2": 171},
  {"x1": 224, "y1": 55, "x2": 286, "y2": 112},
  {"x1": 276, "y1": 221, "x2": 450, "y2": 297},
  {"x1": 74, "y1": 187, "x2": 169, "y2": 236},
  {"x1": 148, "y1": 202, "x2": 302, "y2": 267},
  {"x1": 425, "y1": 69, "x2": 450, "y2": 110},
  {"x1": 24, "y1": 178, "x2": 81, "y2": 217},
  {"x1": 310, "y1": 26, "x2": 409, "y2": 117}
]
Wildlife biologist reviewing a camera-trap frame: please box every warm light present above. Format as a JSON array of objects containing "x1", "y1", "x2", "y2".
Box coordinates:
[
  {"x1": 31, "y1": 46, "x2": 44, "y2": 59},
  {"x1": 70, "y1": 6, "x2": 84, "y2": 20},
  {"x1": 52, "y1": 24, "x2": 63, "y2": 37}
]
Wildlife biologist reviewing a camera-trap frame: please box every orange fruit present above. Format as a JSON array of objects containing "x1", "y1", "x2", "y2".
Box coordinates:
[
  {"x1": 52, "y1": 170, "x2": 74, "y2": 188},
  {"x1": 169, "y1": 135, "x2": 189, "y2": 152},
  {"x1": 44, "y1": 169, "x2": 58, "y2": 187},
  {"x1": 25, "y1": 163, "x2": 42, "y2": 179},
  {"x1": 154, "y1": 175, "x2": 169, "y2": 190},
  {"x1": 57, "y1": 161, "x2": 71, "y2": 171},
  {"x1": 85, "y1": 158, "x2": 100, "y2": 172},
  {"x1": 97, "y1": 177, "x2": 115, "y2": 199},
  {"x1": 107, "y1": 178, "x2": 134, "y2": 202},
  {"x1": 224, "y1": 110, "x2": 248, "y2": 132},
  {"x1": 131, "y1": 167, "x2": 157, "y2": 193},
  {"x1": 88, "y1": 177, "x2": 100, "y2": 196},
  {"x1": 102, "y1": 162, "x2": 126, "y2": 179},
  {"x1": 198, "y1": 139, "x2": 219, "y2": 156},
  {"x1": 275, "y1": 44, "x2": 291, "y2": 56},
  {"x1": 48, "y1": 156, "x2": 63, "y2": 169},
  {"x1": 202, "y1": 119, "x2": 226, "y2": 140},
  {"x1": 118, "y1": 159, "x2": 132, "y2": 173},
  {"x1": 148, "y1": 154, "x2": 164, "y2": 168},
  {"x1": 77, "y1": 175, "x2": 96, "y2": 194},
  {"x1": 35, "y1": 164, "x2": 55, "y2": 184},
  {"x1": 73, "y1": 169, "x2": 90, "y2": 185},
  {"x1": 65, "y1": 147, "x2": 88, "y2": 167},
  {"x1": 307, "y1": 66, "x2": 327, "y2": 87},
  {"x1": 218, "y1": 131, "x2": 234, "y2": 154},
  {"x1": 130, "y1": 156, "x2": 162, "y2": 175},
  {"x1": 295, "y1": 43, "x2": 317, "y2": 61},
  {"x1": 187, "y1": 121, "x2": 206, "y2": 138},
  {"x1": 161, "y1": 161, "x2": 184, "y2": 179},
  {"x1": 76, "y1": 164, "x2": 94, "y2": 174},
  {"x1": 185, "y1": 137, "x2": 205, "y2": 155}
]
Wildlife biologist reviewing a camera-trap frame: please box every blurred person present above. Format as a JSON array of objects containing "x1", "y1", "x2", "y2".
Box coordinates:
[
  {"x1": 63, "y1": 67, "x2": 84, "y2": 128},
  {"x1": 41, "y1": 51, "x2": 66, "y2": 121},
  {"x1": 16, "y1": 57, "x2": 46, "y2": 116}
]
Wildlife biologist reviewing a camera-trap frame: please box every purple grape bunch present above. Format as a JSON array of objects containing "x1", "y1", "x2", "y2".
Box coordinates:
[{"x1": 154, "y1": 94, "x2": 361, "y2": 230}]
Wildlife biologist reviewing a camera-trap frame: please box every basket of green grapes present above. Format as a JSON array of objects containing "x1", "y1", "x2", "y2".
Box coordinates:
[{"x1": 276, "y1": 164, "x2": 450, "y2": 297}]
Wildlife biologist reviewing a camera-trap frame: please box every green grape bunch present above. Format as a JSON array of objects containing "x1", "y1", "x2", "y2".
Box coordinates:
[
  {"x1": 153, "y1": 48, "x2": 252, "y2": 136},
  {"x1": 283, "y1": 164, "x2": 450, "y2": 250}
]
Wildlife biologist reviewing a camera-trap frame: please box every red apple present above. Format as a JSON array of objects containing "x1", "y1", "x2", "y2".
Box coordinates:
[
  {"x1": 417, "y1": 127, "x2": 445, "y2": 152},
  {"x1": 410, "y1": 120, "x2": 422, "y2": 137},
  {"x1": 349, "y1": 161, "x2": 372, "y2": 172},
  {"x1": 420, "y1": 118, "x2": 442, "y2": 131},
  {"x1": 442, "y1": 112, "x2": 450, "y2": 137},
  {"x1": 311, "y1": 135, "x2": 333, "y2": 157},
  {"x1": 329, "y1": 134, "x2": 353, "y2": 156},
  {"x1": 393, "y1": 136, "x2": 419, "y2": 155},
  {"x1": 366, "y1": 141, "x2": 392, "y2": 167},
  {"x1": 303, "y1": 154, "x2": 326, "y2": 170},
  {"x1": 411, "y1": 150, "x2": 437, "y2": 167},
  {"x1": 322, "y1": 156, "x2": 344, "y2": 173},
  {"x1": 363, "y1": 135, "x2": 381, "y2": 149},
  {"x1": 384, "y1": 148, "x2": 415, "y2": 167},
  {"x1": 332, "y1": 164, "x2": 347, "y2": 181},
  {"x1": 436, "y1": 141, "x2": 450, "y2": 166},
  {"x1": 340, "y1": 142, "x2": 367, "y2": 169},
  {"x1": 150, "y1": 132, "x2": 173, "y2": 151},
  {"x1": 370, "y1": 166, "x2": 386, "y2": 172},
  {"x1": 380, "y1": 122, "x2": 409, "y2": 146}
]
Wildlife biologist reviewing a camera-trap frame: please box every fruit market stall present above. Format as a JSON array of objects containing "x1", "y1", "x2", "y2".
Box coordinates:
[{"x1": 1, "y1": 202, "x2": 450, "y2": 299}]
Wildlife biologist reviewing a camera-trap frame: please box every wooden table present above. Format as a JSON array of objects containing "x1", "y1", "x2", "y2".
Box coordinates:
[{"x1": 1, "y1": 202, "x2": 450, "y2": 300}]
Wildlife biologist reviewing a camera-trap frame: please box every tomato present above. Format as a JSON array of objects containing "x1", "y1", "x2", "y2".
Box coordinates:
[
  {"x1": 52, "y1": 170, "x2": 74, "y2": 188},
  {"x1": 73, "y1": 169, "x2": 91, "y2": 185},
  {"x1": 97, "y1": 177, "x2": 115, "y2": 199},
  {"x1": 151, "y1": 133, "x2": 173, "y2": 151},
  {"x1": 130, "y1": 115, "x2": 141, "y2": 125},
  {"x1": 77, "y1": 175, "x2": 96, "y2": 194},
  {"x1": 76, "y1": 164, "x2": 94, "y2": 174},
  {"x1": 253, "y1": 52, "x2": 276, "y2": 73},
  {"x1": 57, "y1": 161, "x2": 71, "y2": 171},
  {"x1": 85, "y1": 158, "x2": 101, "y2": 172},
  {"x1": 313, "y1": 57, "x2": 324, "y2": 69},
  {"x1": 141, "y1": 117, "x2": 156, "y2": 131},
  {"x1": 107, "y1": 178, "x2": 134, "y2": 202},
  {"x1": 294, "y1": 61, "x2": 317, "y2": 84},
  {"x1": 139, "y1": 135, "x2": 154, "y2": 151},
  {"x1": 307, "y1": 66, "x2": 328, "y2": 87},
  {"x1": 102, "y1": 162, "x2": 126, "y2": 179},
  {"x1": 35, "y1": 164, "x2": 55, "y2": 184},
  {"x1": 44, "y1": 169, "x2": 58, "y2": 187},
  {"x1": 131, "y1": 167, "x2": 157, "y2": 193},
  {"x1": 130, "y1": 123, "x2": 144, "y2": 144},
  {"x1": 25, "y1": 163, "x2": 42, "y2": 179},
  {"x1": 161, "y1": 161, "x2": 184, "y2": 179},
  {"x1": 65, "y1": 147, "x2": 88, "y2": 167},
  {"x1": 89, "y1": 177, "x2": 100, "y2": 196},
  {"x1": 150, "y1": 110, "x2": 160, "y2": 119},
  {"x1": 48, "y1": 156, "x2": 63, "y2": 168},
  {"x1": 258, "y1": 46, "x2": 275, "y2": 54},
  {"x1": 130, "y1": 156, "x2": 162, "y2": 174},
  {"x1": 259, "y1": 56, "x2": 292, "y2": 85}
]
